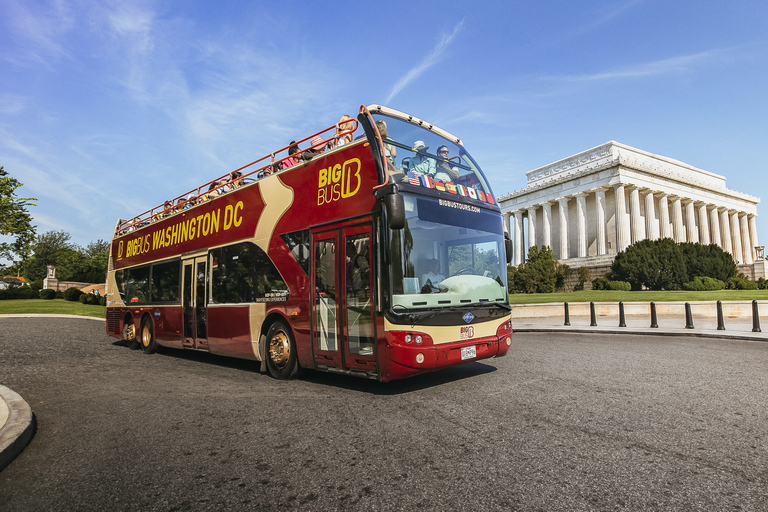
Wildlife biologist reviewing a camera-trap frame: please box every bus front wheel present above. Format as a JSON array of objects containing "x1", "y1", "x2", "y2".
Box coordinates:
[
  {"x1": 265, "y1": 320, "x2": 301, "y2": 380},
  {"x1": 140, "y1": 316, "x2": 158, "y2": 354}
]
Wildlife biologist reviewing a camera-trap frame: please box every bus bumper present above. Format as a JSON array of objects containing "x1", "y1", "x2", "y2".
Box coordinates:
[{"x1": 383, "y1": 329, "x2": 512, "y2": 380}]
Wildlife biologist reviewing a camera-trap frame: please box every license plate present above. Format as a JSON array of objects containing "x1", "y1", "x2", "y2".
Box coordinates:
[{"x1": 461, "y1": 345, "x2": 476, "y2": 360}]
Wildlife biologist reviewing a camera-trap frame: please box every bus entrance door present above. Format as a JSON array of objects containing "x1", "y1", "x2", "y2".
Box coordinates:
[
  {"x1": 182, "y1": 256, "x2": 209, "y2": 350},
  {"x1": 312, "y1": 225, "x2": 376, "y2": 376}
]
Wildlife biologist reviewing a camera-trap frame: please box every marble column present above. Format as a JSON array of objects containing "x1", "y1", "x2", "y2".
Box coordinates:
[
  {"x1": 541, "y1": 202, "x2": 553, "y2": 249},
  {"x1": 685, "y1": 200, "x2": 698, "y2": 243},
  {"x1": 558, "y1": 198, "x2": 570, "y2": 260},
  {"x1": 749, "y1": 215, "x2": 759, "y2": 260},
  {"x1": 740, "y1": 214, "x2": 753, "y2": 264},
  {"x1": 709, "y1": 207, "x2": 722, "y2": 248},
  {"x1": 527, "y1": 207, "x2": 537, "y2": 250},
  {"x1": 614, "y1": 185, "x2": 630, "y2": 252},
  {"x1": 514, "y1": 211, "x2": 524, "y2": 265},
  {"x1": 595, "y1": 188, "x2": 607, "y2": 255},
  {"x1": 672, "y1": 197, "x2": 686, "y2": 243},
  {"x1": 629, "y1": 187, "x2": 644, "y2": 244},
  {"x1": 575, "y1": 193, "x2": 587, "y2": 257},
  {"x1": 658, "y1": 194, "x2": 672, "y2": 239},
  {"x1": 730, "y1": 211, "x2": 743, "y2": 263},
  {"x1": 644, "y1": 191, "x2": 659, "y2": 241},
  {"x1": 697, "y1": 203, "x2": 710, "y2": 245},
  {"x1": 720, "y1": 209, "x2": 733, "y2": 254}
]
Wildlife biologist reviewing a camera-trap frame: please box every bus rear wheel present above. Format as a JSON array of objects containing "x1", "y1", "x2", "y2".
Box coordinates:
[
  {"x1": 265, "y1": 320, "x2": 301, "y2": 379},
  {"x1": 123, "y1": 320, "x2": 140, "y2": 350},
  {"x1": 140, "y1": 316, "x2": 158, "y2": 354}
]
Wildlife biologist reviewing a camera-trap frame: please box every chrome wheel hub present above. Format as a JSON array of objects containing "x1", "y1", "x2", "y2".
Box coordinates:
[{"x1": 268, "y1": 331, "x2": 290, "y2": 369}]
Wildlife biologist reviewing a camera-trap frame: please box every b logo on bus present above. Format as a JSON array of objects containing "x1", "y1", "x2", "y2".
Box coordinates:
[
  {"x1": 317, "y1": 158, "x2": 362, "y2": 206},
  {"x1": 460, "y1": 326, "x2": 475, "y2": 340}
]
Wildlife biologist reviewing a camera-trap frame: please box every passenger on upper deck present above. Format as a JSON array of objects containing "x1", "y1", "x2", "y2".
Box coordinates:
[
  {"x1": 336, "y1": 115, "x2": 355, "y2": 147},
  {"x1": 410, "y1": 141, "x2": 436, "y2": 178},
  {"x1": 303, "y1": 136, "x2": 327, "y2": 161},
  {"x1": 434, "y1": 145, "x2": 460, "y2": 183},
  {"x1": 283, "y1": 141, "x2": 300, "y2": 169},
  {"x1": 228, "y1": 171, "x2": 243, "y2": 190},
  {"x1": 375, "y1": 120, "x2": 397, "y2": 170}
]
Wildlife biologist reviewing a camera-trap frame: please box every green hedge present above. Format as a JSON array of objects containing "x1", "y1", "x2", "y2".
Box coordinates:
[
  {"x1": 683, "y1": 276, "x2": 726, "y2": 291},
  {"x1": 0, "y1": 286, "x2": 38, "y2": 300}
]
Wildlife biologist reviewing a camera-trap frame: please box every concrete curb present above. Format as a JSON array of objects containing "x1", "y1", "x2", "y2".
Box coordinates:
[
  {"x1": 0, "y1": 385, "x2": 35, "y2": 472},
  {"x1": 0, "y1": 314, "x2": 105, "y2": 321}
]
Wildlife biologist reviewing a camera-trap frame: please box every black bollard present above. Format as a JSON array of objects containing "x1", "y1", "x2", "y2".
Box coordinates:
[
  {"x1": 717, "y1": 300, "x2": 725, "y2": 331},
  {"x1": 752, "y1": 300, "x2": 762, "y2": 333},
  {"x1": 619, "y1": 301, "x2": 626, "y2": 327},
  {"x1": 590, "y1": 302, "x2": 597, "y2": 326},
  {"x1": 685, "y1": 302, "x2": 694, "y2": 329},
  {"x1": 650, "y1": 302, "x2": 658, "y2": 328},
  {"x1": 564, "y1": 302, "x2": 571, "y2": 326}
]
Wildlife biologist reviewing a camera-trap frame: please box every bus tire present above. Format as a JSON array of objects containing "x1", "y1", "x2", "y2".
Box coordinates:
[
  {"x1": 139, "y1": 316, "x2": 158, "y2": 354},
  {"x1": 265, "y1": 320, "x2": 301, "y2": 380},
  {"x1": 123, "y1": 319, "x2": 140, "y2": 350}
]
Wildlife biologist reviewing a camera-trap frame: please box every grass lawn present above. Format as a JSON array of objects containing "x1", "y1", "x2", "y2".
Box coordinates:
[
  {"x1": 508, "y1": 289, "x2": 768, "y2": 305},
  {"x1": 0, "y1": 299, "x2": 106, "y2": 319}
]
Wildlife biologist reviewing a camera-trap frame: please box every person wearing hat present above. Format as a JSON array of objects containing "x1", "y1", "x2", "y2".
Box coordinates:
[
  {"x1": 303, "y1": 136, "x2": 327, "y2": 161},
  {"x1": 410, "y1": 140, "x2": 436, "y2": 177}
]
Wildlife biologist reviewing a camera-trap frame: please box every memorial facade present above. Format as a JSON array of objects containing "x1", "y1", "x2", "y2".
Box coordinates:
[{"x1": 498, "y1": 141, "x2": 765, "y2": 278}]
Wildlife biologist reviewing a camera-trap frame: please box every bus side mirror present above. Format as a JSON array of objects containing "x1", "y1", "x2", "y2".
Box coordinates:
[
  {"x1": 504, "y1": 233, "x2": 513, "y2": 264},
  {"x1": 384, "y1": 193, "x2": 405, "y2": 230}
]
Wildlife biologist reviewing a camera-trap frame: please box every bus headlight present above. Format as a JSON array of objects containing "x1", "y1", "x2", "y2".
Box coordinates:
[
  {"x1": 405, "y1": 334, "x2": 413, "y2": 344},
  {"x1": 416, "y1": 353, "x2": 425, "y2": 364},
  {"x1": 415, "y1": 335, "x2": 423, "y2": 344}
]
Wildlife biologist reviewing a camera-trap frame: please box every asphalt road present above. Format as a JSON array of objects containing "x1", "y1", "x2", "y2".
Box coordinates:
[{"x1": 1, "y1": 317, "x2": 767, "y2": 511}]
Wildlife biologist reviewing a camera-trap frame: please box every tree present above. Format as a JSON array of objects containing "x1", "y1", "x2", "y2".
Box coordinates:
[
  {"x1": 611, "y1": 238, "x2": 687, "y2": 290},
  {"x1": 0, "y1": 166, "x2": 37, "y2": 273},
  {"x1": 23, "y1": 230, "x2": 75, "y2": 281},
  {"x1": 679, "y1": 242, "x2": 736, "y2": 282}
]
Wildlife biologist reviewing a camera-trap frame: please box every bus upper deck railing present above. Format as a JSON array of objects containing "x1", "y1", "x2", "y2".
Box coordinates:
[{"x1": 114, "y1": 116, "x2": 358, "y2": 237}]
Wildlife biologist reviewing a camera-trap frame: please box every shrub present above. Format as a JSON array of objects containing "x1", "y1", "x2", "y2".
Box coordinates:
[
  {"x1": 573, "y1": 266, "x2": 592, "y2": 291},
  {"x1": 554, "y1": 262, "x2": 572, "y2": 292},
  {"x1": 87, "y1": 294, "x2": 101, "y2": 305},
  {"x1": 39, "y1": 288, "x2": 56, "y2": 300},
  {"x1": 683, "y1": 276, "x2": 726, "y2": 291},
  {"x1": 591, "y1": 277, "x2": 609, "y2": 290},
  {"x1": 726, "y1": 276, "x2": 758, "y2": 290},
  {"x1": 64, "y1": 287, "x2": 84, "y2": 302},
  {"x1": 79, "y1": 293, "x2": 89, "y2": 304},
  {"x1": 99, "y1": 295, "x2": 107, "y2": 306},
  {"x1": 507, "y1": 265, "x2": 517, "y2": 293},
  {"x1": 757, "y1": 278, "x2": 768, "y2": 290},
  {"x1": 606, "y1": 280, "x2": 631, "y2": 291}
]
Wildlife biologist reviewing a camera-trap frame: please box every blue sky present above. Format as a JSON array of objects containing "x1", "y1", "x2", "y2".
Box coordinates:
[{"x1": 2, "y1": 0, "x2": 767, "y2": 254}]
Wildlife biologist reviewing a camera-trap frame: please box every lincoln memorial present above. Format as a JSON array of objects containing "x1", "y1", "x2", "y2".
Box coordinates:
[{"x1": 498, "y1": 141, "x2": 766, "y2": 279}]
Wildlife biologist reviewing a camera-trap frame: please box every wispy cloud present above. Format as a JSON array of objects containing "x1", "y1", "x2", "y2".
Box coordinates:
[
  {"x1": 0, "y1": 0, "x2": 75, "y2": 66},
  {"x1": 562, "y1": 48, "x2": 731, "y2": 83},
  {"x1": 386, "y1": 20, "x2": 464, "y2": 103},
  {"x1": 578, "y1": 0, "x2": 644, "y2": 35}
]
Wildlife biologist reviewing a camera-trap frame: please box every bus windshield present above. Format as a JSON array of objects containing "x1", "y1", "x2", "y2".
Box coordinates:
[
  {"x1": 369, "y1": 110, "x2": 495, "y2": 199},
  {"x1": 390, "y1": 194, "x2": 508, "y2": 310}
]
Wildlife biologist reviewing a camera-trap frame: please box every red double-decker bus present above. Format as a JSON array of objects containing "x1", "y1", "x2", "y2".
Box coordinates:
[{"x1": 106, "y1": 105, "x2": 512, "y2": 382}]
